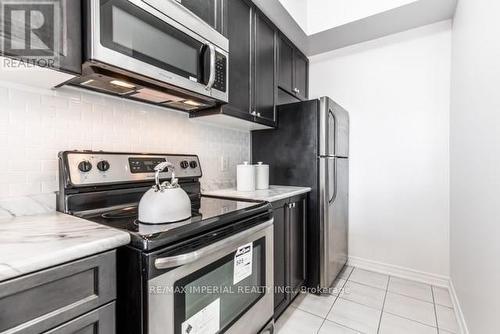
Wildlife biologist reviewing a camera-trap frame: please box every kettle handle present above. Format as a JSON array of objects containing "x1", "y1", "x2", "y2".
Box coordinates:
[{"x1": 154, "y1": 161, "x2": 176, "y2": 190}]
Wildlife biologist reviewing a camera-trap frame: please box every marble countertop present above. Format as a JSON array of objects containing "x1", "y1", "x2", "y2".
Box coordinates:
[
  {"x1": 203, "y1": 185, "x2": 311, "y2": 203},
  {"x1": 0, "y1": 212, "x2": 130, "y2": 282}
]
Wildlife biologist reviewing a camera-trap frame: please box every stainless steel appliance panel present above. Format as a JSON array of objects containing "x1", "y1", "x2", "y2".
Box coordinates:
[
  {"x1": 319, "y1": 97, "x2": 350, "y2": 158},
  {"x1": 319, "y1": 157, "x2": 349, "y2": 289},
  {"x1": 141, "y1": 0, "x2": 227, "y2": 49},
  {"x1": 148, "y1": 221, "x2": 274, "y2": 334},
  {"x1": 328, "y1": 157, "x2": 349, "y2": 287},
  {"x1": 86, "y1": 0, "x2": 228, "y2": 103},
  {"x1": 63, "y1": 152, "x2": 201, "y2": 187}
]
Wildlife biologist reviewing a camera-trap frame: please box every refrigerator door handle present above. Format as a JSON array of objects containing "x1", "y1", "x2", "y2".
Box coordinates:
[{"x1": 329, "y1": 158, "x2": 338, "y2": 204}]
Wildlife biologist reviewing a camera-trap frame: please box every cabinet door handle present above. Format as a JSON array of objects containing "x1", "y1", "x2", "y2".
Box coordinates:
[
  {"x1": 257, "y1": 112, "x2": 261, "y2": 117},
  {"x1": 293, "y1": 88, "x2": 300, "y2": 94}
]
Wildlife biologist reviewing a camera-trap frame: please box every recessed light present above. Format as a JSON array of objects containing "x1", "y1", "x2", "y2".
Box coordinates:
[
  {"x1": 81, "y1": 79, "x2": 95, "y2": 86},
  {"x1": 110, "y1": 80, "x2": 136, "y2": 89},
  {"x1": 183, "y1": 100, "x2": 202, "y2": 106}
]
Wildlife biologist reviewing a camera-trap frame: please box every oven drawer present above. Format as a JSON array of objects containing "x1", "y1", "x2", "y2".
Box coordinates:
[
  {"x1": 0, "y1": 251, "x2": 116, "y2": 334},
  {"x1": 44, "y1": 302, "x2": 115, "y2": 334}
]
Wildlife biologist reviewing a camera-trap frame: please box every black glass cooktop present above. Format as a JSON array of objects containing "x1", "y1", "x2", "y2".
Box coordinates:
[{"x1": 83, "y1": 196, "x2": 271, "y2": 251}]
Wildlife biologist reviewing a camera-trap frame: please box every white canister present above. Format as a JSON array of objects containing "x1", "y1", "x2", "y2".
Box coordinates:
[
  {"x1": 237, "y1": 161, "x2": 256, "y2": 192},
  {"x1": 255, "y1": 162, "x2": 269, "y2": 190}
]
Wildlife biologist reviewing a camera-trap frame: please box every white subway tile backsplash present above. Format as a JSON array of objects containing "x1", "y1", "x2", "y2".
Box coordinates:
[{"x1": 0, "y1": 83, "x2": 250, "y2": 216}]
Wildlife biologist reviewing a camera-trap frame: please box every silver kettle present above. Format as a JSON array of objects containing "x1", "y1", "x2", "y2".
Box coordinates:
[{"x1": 138, "y1": 161, "x2": 192, "y2": 224}]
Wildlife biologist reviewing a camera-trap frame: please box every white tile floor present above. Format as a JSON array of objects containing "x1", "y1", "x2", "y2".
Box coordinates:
[{"x1": 275, "y1": 266, "x2": 460, "y2": 334}]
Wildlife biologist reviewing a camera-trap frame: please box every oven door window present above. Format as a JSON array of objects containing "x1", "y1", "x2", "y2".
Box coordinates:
[
  {"x1": 100, "y1": 0, "x2": 204, "y2": 81},
  {"x1": 174, "y1": 238, "x2": 266, "y2": 334}
]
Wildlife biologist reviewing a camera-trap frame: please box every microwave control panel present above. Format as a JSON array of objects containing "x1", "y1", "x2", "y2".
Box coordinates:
[{"x1": 213, "y1": 52, "x2": 227, "y2": 92}]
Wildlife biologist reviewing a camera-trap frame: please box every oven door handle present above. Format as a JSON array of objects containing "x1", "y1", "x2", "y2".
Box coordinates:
[{"x1": 154, "y1": 219, "x2": 273, "y2": 269}]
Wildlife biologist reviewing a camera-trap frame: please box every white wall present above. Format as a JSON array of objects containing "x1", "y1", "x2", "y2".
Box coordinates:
[
  {"x1": 309, "y1": 21, "x2": 451, "y2": 277},
  {"x1": 450, "y1": 0, "x2": 500, "y2": 332},
  {"x1": 307, "y1": 0, "x2": 417, "y2": 35},
  {"x1": 0, "y1": 82, "x2": 249, "y2": 218}
]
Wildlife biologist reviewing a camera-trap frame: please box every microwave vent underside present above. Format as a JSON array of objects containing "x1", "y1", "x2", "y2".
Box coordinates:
[{"x1": 66, "y1": 64, "x2": 216, "y2": 112}]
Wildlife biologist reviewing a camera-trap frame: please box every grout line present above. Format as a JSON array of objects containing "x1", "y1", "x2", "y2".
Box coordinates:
[
  {"x1": 383, "y1": 310, "x2": 439, "y2": 329},
  {"x1": 348, "y1": 269, "x2": 437, "y2": 304},
  {"x1": 385, "y1": 289, "x2": 435, "y2": 305},
  {"x1": 316, "y1": 266, "x2": 355, "y2": 334},
  {"x1": 431, "y1": 286, "x2": 440, "y2": 329},
  {"x1": 344, "y1": 279, "x2": 387, "y2": 291},
  {"x1": 316, "y1": 296, "x2": 338, "y2": 333},
  {"x1": 376, "y1": 275, "x2": 391, "y2": 334},
  {"x1": 292, "y1": 303, "x2": 328, "y2": 320},
  {"x1": 317, "y1": 281, "x2": 344, "y2": 333},
  {"x1": 336, "y1": 295, "x2": 384, "y2": 312},
  {"x1": 328, "y1": 319, "x2": 369, "y2": 334}
]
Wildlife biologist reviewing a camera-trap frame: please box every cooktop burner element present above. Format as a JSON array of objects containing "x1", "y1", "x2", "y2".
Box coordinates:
[
  {"x1": 101, "y1": 207, "x2": 138, "y2": 220},
  {"x1": 57, "y1": 151, "x2": 271, "y2": 251}
]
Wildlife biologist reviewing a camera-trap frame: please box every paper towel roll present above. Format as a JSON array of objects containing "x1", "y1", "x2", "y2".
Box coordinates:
[
  {"x1": 255, "y1": 162, "x2": 269, "y2": 190},
  {"x1": 237, "y1": 162, "x2": 256, "y2": 192}
]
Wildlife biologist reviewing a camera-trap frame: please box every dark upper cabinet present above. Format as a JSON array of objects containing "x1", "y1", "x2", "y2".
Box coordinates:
[
  {"x1": 61, "y1": 0, "x2": 82, "y2": 75},
  {"x1": 278, "y1": 37, "x2": 294, "y2": 93},
  {"x1": 294, "y1": 53, "x2": 308, "y2": 101},
  {"x1": 253, "y1": 11, "x2": 276, "y2": 124},
  {"x1": 225, "y1": 0, "x2": 252, "y2": 119},
  {"x1": 277, "y1": 33, "x2": 309, "y2": 102},
  {"x1": 272, "y1": 195, "x2": 307, "y2": 319},
  {"x1": 190, "y1": 0, "x2": 309, "y2": 129},
  {"x1": 190, "y1": 0, "x2": 277, "y2": 128},
  {"x1": 179, "y1": 0, "x2": 226, "y2": 35}
]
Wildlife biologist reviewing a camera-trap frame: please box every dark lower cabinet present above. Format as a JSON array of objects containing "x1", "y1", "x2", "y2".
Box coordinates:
[
  {"x1": 273, "y1": 195, "x2": 307, "y2": 318},
  {"x1": 0, "y1": 251, "x2": 117, "y2": 334},
  {"x1": 44, "y1": 303, "x2": 115, "y2": 334},
  {"x1": 288, "y1": 197, "x2": 307, "y2": 292},
  {"x1": 273, "y1": 206, "x2": 288, "y2": 314}
]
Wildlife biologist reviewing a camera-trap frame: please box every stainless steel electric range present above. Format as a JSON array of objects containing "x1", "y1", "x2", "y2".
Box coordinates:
[{"x1": 57, "y1": 151, "x2": 275, "y2": 334}]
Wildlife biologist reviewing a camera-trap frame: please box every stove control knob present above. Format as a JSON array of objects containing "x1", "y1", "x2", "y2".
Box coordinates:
[
  {"x1": 97, "y1": 160, "x2": 110, "y2": 172},
  {"x1": 78, "y1": 160, "x2": 92, "y2": 173},
  {"x1": 180, "y1": 161, "x2": 189, "y2": 169},
  {"x1": 189, "y1": 160, "x2": 198, "y2": 169}
]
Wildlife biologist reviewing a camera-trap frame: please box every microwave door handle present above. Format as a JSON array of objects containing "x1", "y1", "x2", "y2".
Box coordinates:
[
  {"x1": 154, "y1": 219, "x2": 273, "y2": 269},
  {"x1": 205, "y1": 43, "x2": 216, "y2": 91}
]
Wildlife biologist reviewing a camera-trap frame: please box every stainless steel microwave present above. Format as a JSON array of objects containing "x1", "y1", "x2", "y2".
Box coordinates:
[{"x1": 69, "y1": 0, "x2": 229, "y2": 111}]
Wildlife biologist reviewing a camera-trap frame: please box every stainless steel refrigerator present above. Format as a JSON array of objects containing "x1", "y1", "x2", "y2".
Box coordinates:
[{"x1": 252, "y1": 97, "x2": 349, "y2": 291}]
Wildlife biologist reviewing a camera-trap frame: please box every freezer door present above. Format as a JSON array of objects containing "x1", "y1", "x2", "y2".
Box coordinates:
[
  {"x1": 319, "y1": 97, "x2": 350, "y2": 158},
  {"x1": 319, "y1": 157, "x2": 349, "y2": 289}
]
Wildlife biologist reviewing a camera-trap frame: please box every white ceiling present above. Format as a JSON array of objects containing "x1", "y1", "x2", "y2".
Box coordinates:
[
  {"x1": 278, "y1": 0, "x2": 419, "y2": 35},
  {"x1": 254, "y1": 0, "x2": 457, "y2": 55}
]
